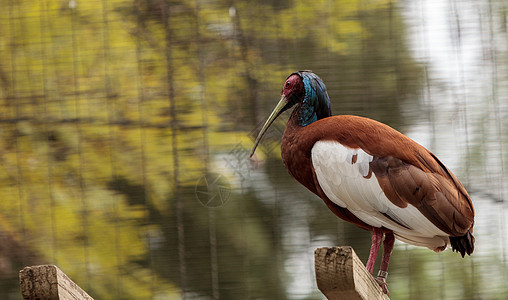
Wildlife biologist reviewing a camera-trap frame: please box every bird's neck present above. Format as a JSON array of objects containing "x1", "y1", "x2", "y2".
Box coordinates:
[
  {"x1": 281, "y1": 111, "x2": 319, "y2": 195},
  {"x1": 292, "y1": 102, "x2": 330, "y2": 127}
]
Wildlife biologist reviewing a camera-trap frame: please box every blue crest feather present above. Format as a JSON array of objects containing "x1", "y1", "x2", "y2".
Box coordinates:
[{"x1": 296, "y1": 71, "x2": 332, "y2": 126}]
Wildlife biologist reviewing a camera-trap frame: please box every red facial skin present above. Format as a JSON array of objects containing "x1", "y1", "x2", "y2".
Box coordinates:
[{"x1": 282, "y1": 75, "x2": 305, "y2": 105}]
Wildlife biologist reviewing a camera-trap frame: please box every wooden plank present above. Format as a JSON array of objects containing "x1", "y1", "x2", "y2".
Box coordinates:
[
  {"x1": 314, "y1": 246, "x2": 390, "y2": 300},
  {"x1": 19, "y1": 265, "x2": 94, "y2": 300}
]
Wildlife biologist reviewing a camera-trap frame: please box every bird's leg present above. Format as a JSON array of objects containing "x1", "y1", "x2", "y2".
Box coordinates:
[
  {"x1": 376, "y1": 231, "x2": 395, "y2": 295},
  {"x1": 366, "y1": 227, "x2": 383, "y2": 274}
]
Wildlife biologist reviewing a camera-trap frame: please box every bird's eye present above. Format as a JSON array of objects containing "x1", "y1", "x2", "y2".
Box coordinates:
[{"x1": 284, "y1": 81, "x2": 291, "y2": 89}]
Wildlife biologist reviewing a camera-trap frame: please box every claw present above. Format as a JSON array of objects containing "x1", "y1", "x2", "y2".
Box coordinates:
[
  {"x1": 376, "y1": 270, "x2": 389, "y2": 295},
  {"x1": 376, "y1": 278, "x2": 388, "y2": 295}
]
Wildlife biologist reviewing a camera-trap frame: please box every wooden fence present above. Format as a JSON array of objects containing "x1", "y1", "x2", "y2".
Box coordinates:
[{"x1": 19, "y1": 246, "x2": 388, "y2": 299}]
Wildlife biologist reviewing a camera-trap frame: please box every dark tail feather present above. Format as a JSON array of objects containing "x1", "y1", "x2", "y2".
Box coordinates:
[{"x1": 450, "y1": 230, "x2": 475, "y2": 257}]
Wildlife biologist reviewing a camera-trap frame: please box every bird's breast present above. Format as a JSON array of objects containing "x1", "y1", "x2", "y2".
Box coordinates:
[{"x1": 281, "y1": 128, "x2": 317, "y2": 195}]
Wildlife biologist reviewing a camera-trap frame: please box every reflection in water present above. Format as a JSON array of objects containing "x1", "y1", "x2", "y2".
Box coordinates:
[{"x1": 0, "y1": 0, "x2": 506, "y2": 299}]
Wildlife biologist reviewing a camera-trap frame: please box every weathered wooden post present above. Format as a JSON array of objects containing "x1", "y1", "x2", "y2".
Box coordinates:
[
  {"x1": 19, "y1": 265, "x2": 94, "y2": 300},
  {"x1": 314, "y1": 246, "x2": 390, "y2": 300}
]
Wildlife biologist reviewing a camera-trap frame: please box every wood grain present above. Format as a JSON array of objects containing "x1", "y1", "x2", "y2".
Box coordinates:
[
  {"x1": 314, "y1": 246, "x2": 390, "y2": 300},
  {"x1": 19, "y1": 265, "x2": 93, "y2": 300}
]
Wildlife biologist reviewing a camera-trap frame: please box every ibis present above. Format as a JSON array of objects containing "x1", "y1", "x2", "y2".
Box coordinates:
[{"x1": 250, "y1": 71, "x2": 475, "y2": 294}]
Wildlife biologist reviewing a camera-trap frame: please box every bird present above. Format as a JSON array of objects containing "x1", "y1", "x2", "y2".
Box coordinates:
[{"x1": 250, "y1": 71, "x2": 475, "y2": 294}]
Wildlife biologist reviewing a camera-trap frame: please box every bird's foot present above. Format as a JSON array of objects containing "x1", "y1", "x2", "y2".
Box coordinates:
[{"x1": 376, "y1": 270, "x2": 389, "y2": 295}]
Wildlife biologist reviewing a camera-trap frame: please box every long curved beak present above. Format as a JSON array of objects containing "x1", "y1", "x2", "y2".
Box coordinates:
[{"x1": 250, "y1": 95, "x2": 287, "y2": 157}]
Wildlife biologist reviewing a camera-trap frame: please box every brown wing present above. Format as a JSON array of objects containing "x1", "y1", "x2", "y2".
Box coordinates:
[{"x1": 369, "y1": 153, "x2": 474, "y2": 237}]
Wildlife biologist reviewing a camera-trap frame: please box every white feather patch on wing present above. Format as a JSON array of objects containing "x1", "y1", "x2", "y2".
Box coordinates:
[{"x1": 311, "y1": 140, "x2": 449, "y2": 250}]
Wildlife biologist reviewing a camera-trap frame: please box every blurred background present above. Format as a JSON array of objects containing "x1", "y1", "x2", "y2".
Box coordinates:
[{"x1": 0, "y1": 0, "x2": 507, "y2": 299}]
